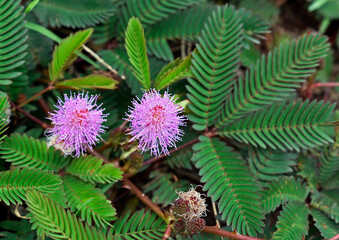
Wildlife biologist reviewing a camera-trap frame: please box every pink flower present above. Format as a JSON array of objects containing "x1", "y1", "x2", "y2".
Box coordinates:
[
  {"x1": 126, "y1": 89, "x2": 186, "y2": 156},
  {"x1": 47, "y1": 92, "x2": 107, "y2": 157}
]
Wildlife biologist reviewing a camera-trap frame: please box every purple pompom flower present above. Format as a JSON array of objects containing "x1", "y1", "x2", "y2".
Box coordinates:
[
  {"x1": 126, "y1": 89, "x2": 186, "y2": 156},
  {"x1": 47, "y1": 92, "x2": 107, "y2": 157}
]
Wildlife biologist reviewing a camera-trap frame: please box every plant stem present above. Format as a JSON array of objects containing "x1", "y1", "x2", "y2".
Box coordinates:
[
  {"x1": 329, "y1": 234, "x2": 339, "y2": 240},
  {"x1": 142, "y1": 137, "x2": 199, "y2": 166},
  {"x1": 203, "y1": 226, "x2": 263, "y2": 240},
  {"x1": 10, "y1": 102, "x2": 52, "y2": 129},
  {"x1": 123, "y1": 175, "x2": 168, "y2": 223},
  {"x1": 19, "y1": 85, "x2": 55, "y2": 107},
  {"x1": 87, "y1": 148, "x2": 111, "y2": 164},
  {"x1": 311, "y1": 82, "x2": 339, "y2": 89},
  {"x1": 162, "y1": 224, "x2": 172, "y2": 240}
]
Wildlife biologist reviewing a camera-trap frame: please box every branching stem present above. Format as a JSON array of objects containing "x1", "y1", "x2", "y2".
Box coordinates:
[
  {"x1": 18, "y1": 84, "x2": 55, "y2": 107},
  {"x1": 203, "y1": 227, "x2": 263, "y2": 240}
]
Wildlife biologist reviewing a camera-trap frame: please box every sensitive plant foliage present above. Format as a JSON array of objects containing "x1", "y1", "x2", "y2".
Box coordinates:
[
  {"x1": 47, "y1": 92, "x2": 108, "y2": 157},
  {"x1": 0, "y1": 1, "x2": 338, "y2": 240},
  {"x1": 126, "y1": 89, "x2": 186, "y2": 156}
]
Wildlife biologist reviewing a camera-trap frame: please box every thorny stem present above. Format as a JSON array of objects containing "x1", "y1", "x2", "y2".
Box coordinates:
[
  {"x1": 142, "y1": 137, "x2": 200, "y2": 166},
  {"x1": 203, "y1": 227, "x2": 263, "y2": 240},
  {"x1": 123, "y1": 174, "x2": 264, "y2": 240},
  {"x1": 18, "y1": 84, "x2": 55, "y2": 107},
  {"x1": 10, "y1": 102, "x2": 52, "y2": 129},
  {"x1": 123, "y1": 175, "x2": 169, "y2": 224},
  {"x1": 162, "y1": 224, "x2": 172, "y2": 240}
]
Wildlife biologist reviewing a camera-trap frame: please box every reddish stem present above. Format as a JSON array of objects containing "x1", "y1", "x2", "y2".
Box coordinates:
[
  {"x1": 310, "y1": 82, "x2": 339, "y2": 89},
  {"x1": 143, "y1": 137, "x2": 199, "y2": 166},
  {"x1": 329, "y1": 234, "x2": 339, "y2": 240},
  {"x1": 162, "y1": 224, "x2": 172, "y2": 240},
  {"x1": 203, "y1": 226, "x2": 263, "y2": 240},
  {"x1": 18, "y1": 84, "x2": 54, "y2": 107},
  {"x1": 10, "y1": 102, "x2": 52, "y2": 129}
]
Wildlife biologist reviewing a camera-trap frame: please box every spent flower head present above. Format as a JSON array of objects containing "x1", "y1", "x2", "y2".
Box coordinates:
[
  {"x1": 46, "y1": 91, "x2": 107, "y2": 157},
  {"x1": 126, "y1": 89, "x2": 186, "y2": 156}
]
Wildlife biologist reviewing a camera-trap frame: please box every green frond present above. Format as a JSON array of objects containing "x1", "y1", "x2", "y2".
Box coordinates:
[
  {"x1": 316, "y1": 0, "x2": 339, "y2": 19},
  {"x1": 63, "y1": 175, "x2": 117, "y2": 228},
  {"x1": 125, "y1": 17, "x2": 151, "y2": 89},
  {"x1": 187, "y1": 5, "x2": 243, "y2": 131},
  {"x1": 0, "y1": 133, "x2": 70, "y2": 171},
  {"x1": 311, "y1": 191, "x2": 339, "y2": 223},
  {"x1": 319, "y1": 149, "x2": 339, "y2": 184},
  {"x1": 56, "y1": 74, "x2": 119, "y2": 90},
  {"x1": 110, "y1": 209, "x2": 167, "y2": 239},
  {"x1": 217, "y1": 33, "x2": 330, "y2": 127},
  {"x1": 310, "y1": 208, "x2": 339, "y2": 239},
  {"x1": 261, "y1": 177, "x2": 309, "y2": 214},
  {"x1": 0, "y1": 0, "x2": 28, "y2": 91},
  {"x1": 0, "y1": 97, "x2": 9, "y2": 143},
  {"x1": 238, "y1": 8, "x2": 270, "y2": 45},
  {"x1": 65, "y1": 155, "x2": 123, "y2": 184},
  {"x1": 154, "y1": 55, "x2": 192, "y2": 90},
  {"x1": 49, "y1": 28, "x2": 93, "y2": 81},
  {"x1": 0, "y1": 168, "x2": 62, "y2": 205},
  {"x1": 26, "y1": 190, "x2": 109, "y2": 240},
  {"x1": 98, "y1": 48, "x2": 141, "y2": 94},
  {"x1": 33, "y1": 0, "x2": 117, "y2": 28},
  {"x1": 218, "y1": 99, "x2": 335, "y2": 151},
  {"x1": 272, "y1": 201, "x2": 309, "y2": 240},
  {"x1": 144, "y1": 170, "x2": 190, "y2": 205},
  {"x1": 192, "y1": 136, "x2": 264, "y2": 236},
  {"x1": 247, "y1": 147, "x2": 297, "y2": 185},
  {"x1": 322, "y1": 173, "x2": 339, "y2": 190},
  {"x1": 92, "y1": 15, "x2": 119, "y2": 44},
  {"x1": 297, "y1": 156, "x2": 318, "y2": 188},
  {"x1": 166, "y1": 146, "x2": 193, "y2": 170}
]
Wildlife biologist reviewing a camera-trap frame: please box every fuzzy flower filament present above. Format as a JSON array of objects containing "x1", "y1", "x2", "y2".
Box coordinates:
[
  {"x1": 126, "y1": 89, "x2": 186, "y2": 156},
  {"x1": 47, "y1": 92, "x2": 107, "y2": 157}
]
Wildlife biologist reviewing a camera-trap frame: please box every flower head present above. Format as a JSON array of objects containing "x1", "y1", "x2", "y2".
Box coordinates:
[
  {"x1": 126, "y1": 89, "x2": 186, "y2": 156},
  {"x1": 47, "y1": 92, "x2": 107, "y2": 157},
  {"x1": 175, "y1": 187, "x2": 207, "y2": 220}
]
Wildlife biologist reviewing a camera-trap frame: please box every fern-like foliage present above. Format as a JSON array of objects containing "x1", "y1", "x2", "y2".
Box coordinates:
[
  {"x1": 154, "y1": 55, "x2": 192, "y2": 90},
  {"x1": 110, "y1": 209, "x2": 167, "y2": 239},
  {"x1": 272, "y1": 201, "x2": 309, "y2": 240},
  {"x1": 217, "y1": 33, "x2": 330, "y2": 127},
  {"x1": 311, "y1": 191, "x2": 339, "y2": 223},
  {"x1": 0, "y1": 97, "x2": 9, "y2": 143},
  {"x1": 166, "y1": 146, "x2": 193, "y2": 170},
  {"x1": 192, "y1": 136, "x2": 264, "y2": 236},
  {"x1": 322, "y1": 173, "x2": 339, "y2": 190},
  {"x1": 0, "y1": 168, "x2": 62, "y2": 205},
  {"x1": 33, "y1": 0, "x2": 117, "y2": 28},
  {"x1": 125, "y1": 17, "x2": 151, "y2": 89},
  {"x1": 65, "y1": 155, "x2": 123, "y2": 184},
  {"x1": 310, "y1": 208, "x2": 339, "y2": 239},
  {"x1": 0, "y1": 0, "x2": 28, "y2": 91},
  {"x1": 318, "y1": 149, "x2": 339, "y2": 184},
  {"x1": 247, "y1": 147, "x2": 297, "y2": 185},
  {"x1": 261, "y1": 177, "x2": 309, "y2": 214},
  {"x1": 187, "y1": 5, "x2": 243, "y2": 131},
  {"x1": 63, "y1": 175, "x2": 117, "y2": 227},
  {"x1": 0, "y1": 133, "x2": 70, "y2": 171},
  {"x1": 26, "y1": 190, "x2": 110, "y2": 239},
  {"x1": 144, "y1": 170, "x2": 190, "y2": 205},
  {"x1": 49, "y1": 28, "x2": 93, "y2": 81},
  {"x1": 219, "y1": 99, "x2": 335, "y2": 151}
]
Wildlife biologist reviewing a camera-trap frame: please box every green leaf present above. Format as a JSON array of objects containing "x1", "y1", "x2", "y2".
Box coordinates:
[
  {"x1": 0, "y1": 133, "x2": 70, "y2": 172},
  {"x1": 319, "y1": 149, "x2": 339, "y2": 184},
  {"x1": 311, "y1": 191, "x2": 339, "y2": 223},
  {"x1": 0, "y1": 97, "x2": 9, "y2": 143},
  {"x1": 311, "y1": 208, "x2": 339, "y2": 239},
  {"x1": 272, "y1": 202, "x2": 309, "y2": 240},
  {"x1": 144, "y1": 170, "x2": 190, "y2": 205},
  {"x1": 261, "y1": 177, "x2": 309, "y2": 214},
  {"x1": 0, "y1": 0, "x2": 28, "y2": 90},
  {"x1": 110, "y1": 209, "x2": 167, "y2": 239},
  {"x1": 65, "y1": 155, "x2": 123, "y2": 184},
  {"x1": 63, "y1": 175, "x2": 117, "y2": 228},
  {"x1": 25, "y1": 0, "x2": 40, "y2": 12},
  {"x1": 154, "y1": 55, "x2": 192, "y2": 90},
  {"x1": 247, "y1": 147, "x2": 297, "y2": 185},
  {"x1": 219, "y1": 99, "x2": 335, "y2": 151},
  {"x1": 26, "y1": 190, "x2": 109, "y2": 239},
  {"x1": 187, "y1": 5, "x2": 243, "y2": 130},
  {"x1": 48, "y1": 28, "x2": 93, "y2": 81},
  {"x1": 56, "y1": 74, "x2": 118, "y2": 90},
  {"x1": 33, "y1": 0, "x2": 117, "y2": 28},
  {"x1": 192, "y1": 136, "x2": 264, "y2": 236},
  {"x1": 125, "y1": 17, "x2": 151, "y2": 89},
  {"x1": 0, "y1": 168, "x2": 62, "y2": 205},
  {"x1": 217, "y1": 33, "x2": 330, "y2": 127}
]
